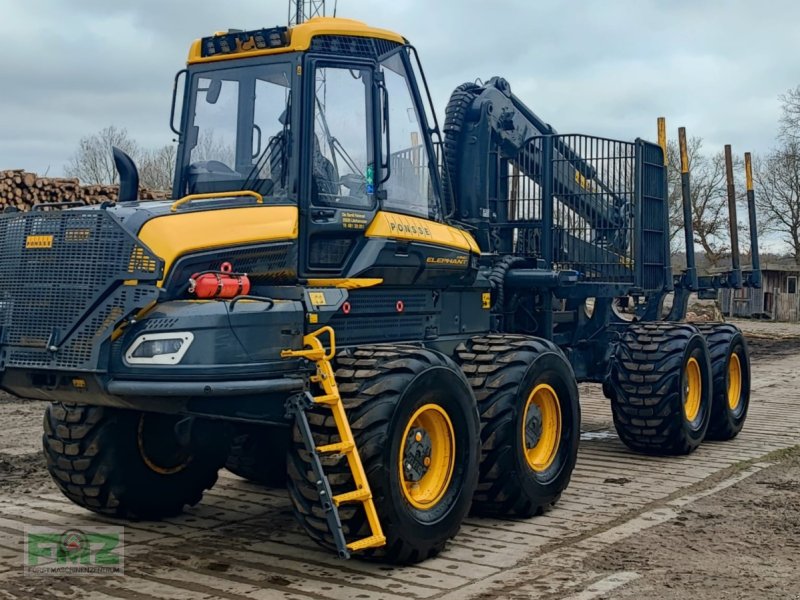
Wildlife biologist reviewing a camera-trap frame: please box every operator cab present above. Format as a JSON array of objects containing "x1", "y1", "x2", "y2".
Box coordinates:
[{"x1": 172, "y1": 19, "x2": 446, "y2": 274}]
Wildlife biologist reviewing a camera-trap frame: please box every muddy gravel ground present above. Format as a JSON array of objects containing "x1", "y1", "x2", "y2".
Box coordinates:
[
  {"x1": 746, "y1": 336, "x2": 800, "y2": 359},
  {"x1": 579, "y1": 319, "x2": 800, "y2": 600},
  {"x1": 583, "y1": 447, "x2": 800, "y2": 600},
  {"x1": 0, "y1": 317, "x2": 798, "y2": 599},
  {"x1": 0, "y1": 395, "x2": 49, "y2": 496}
]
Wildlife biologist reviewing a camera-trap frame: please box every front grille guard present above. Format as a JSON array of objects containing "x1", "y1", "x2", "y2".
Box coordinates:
[{"x1": 0, "y1": 209, "x2": 163, "y2": 372}]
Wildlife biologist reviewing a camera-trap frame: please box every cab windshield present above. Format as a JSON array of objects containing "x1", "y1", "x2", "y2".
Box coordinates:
[{"x1": 176, "y1": 61, "x2": 293, "y2": 199}]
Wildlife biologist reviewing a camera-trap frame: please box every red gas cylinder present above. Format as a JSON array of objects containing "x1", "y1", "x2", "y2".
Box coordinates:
[{"x1": 189, "y1": 262, "x2": 251, "y2": 299}]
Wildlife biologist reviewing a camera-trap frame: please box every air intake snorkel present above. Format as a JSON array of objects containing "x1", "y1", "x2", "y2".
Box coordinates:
[{"x1": 112, "y1": 146, "x2": 140, "y2": 202}]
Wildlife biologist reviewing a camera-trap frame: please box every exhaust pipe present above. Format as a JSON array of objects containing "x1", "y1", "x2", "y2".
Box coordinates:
[{"x1": 112, "y1": 146, "x2": 139, "y2": 203}]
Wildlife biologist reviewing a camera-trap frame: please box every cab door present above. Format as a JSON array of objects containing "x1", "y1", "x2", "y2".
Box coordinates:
[
  {"x1": 361, "y1": 50, "x2": 475, "y2": 286},
  {"x1": 299, "y1": 59, "x2": 378, "y2": 276}
]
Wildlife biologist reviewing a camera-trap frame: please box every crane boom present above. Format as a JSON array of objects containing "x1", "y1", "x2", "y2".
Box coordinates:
[{"x1": 443, "y1": 77, "x2": 631, "y2": 257}]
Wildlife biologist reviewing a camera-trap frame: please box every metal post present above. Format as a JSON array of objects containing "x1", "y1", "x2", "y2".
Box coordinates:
[
  {"x1": 657, "y1": 117, "x2": 667, "y2": 165},
  {"x1": 541, "y1": 137, "x2": 554, "y2": 269},
  {"x1": 289, "y1": 0, "x2": 326, "y2": 27},
  {"x1": 656, "y1": 118, "x2": 673, "y2": 291},
  {"x1": 540, "y1": 137, "x2": 554, "y2": 339},
  {"x1": 678, "y1": 127, "x2": 697, "y2": 289},
  {"x1": 744, "y1": 152, "x2": 762, "y2": 288},
  {"x1": 496, "y1": 157, "x2": 512, "y2": 253},
  {"x1": 724, "y1": 145, "x2": 742, "y2": 288}
]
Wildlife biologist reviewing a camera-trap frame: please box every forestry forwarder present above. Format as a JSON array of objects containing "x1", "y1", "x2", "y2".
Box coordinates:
[{"x1": 0, "y1": 18, "x2": 761, "y2": 563}]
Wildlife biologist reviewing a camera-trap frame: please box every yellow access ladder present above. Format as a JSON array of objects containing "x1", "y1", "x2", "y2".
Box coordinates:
[{"x1": 282, "y1": 326, "x2": 386, "y2": 557}]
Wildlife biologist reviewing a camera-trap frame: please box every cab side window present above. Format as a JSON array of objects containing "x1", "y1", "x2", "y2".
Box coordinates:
[{"x1": 380, "y1": 52, "x2": 437, "y2": 219}]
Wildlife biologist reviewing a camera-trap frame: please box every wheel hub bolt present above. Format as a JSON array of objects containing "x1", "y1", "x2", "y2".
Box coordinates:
[
  {"x1": 525, "y1": 404, "x2": 544, "y2": 449},
  {"x1": 403, "y1": 427, "x2": 432, "y2": 482}
]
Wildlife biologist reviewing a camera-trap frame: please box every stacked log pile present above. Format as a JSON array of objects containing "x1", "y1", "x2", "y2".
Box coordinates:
[{"x1": 0, "y1": 169, "x2": 169, "y2": 210}]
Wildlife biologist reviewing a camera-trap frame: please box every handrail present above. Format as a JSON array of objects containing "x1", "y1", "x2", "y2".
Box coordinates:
[{"x1": 170, "y1": 190, "x2": 264, "y2": 213}]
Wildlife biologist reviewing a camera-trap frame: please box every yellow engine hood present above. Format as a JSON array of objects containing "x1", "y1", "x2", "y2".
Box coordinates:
[{"x1": 137, "y1": 205, "x2": 298, "y2": 280}]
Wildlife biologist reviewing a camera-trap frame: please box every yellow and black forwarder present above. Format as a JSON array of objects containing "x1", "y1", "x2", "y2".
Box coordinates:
[{"x1": 0, "y1": 18, "x2": 760, "y2": 562}]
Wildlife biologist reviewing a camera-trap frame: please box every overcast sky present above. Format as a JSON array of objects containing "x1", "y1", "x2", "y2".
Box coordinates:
[{"x1": 2, "y1": 0, "x2": 798, "y2": 176}]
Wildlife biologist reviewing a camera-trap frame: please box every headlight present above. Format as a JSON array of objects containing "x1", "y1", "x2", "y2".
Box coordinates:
[
  {"x1": 125, "y1": 332, "x2": 194, "y2": 365},
  {"x1": 132, "y1": 338, "x2": 185, "y2": 358}
]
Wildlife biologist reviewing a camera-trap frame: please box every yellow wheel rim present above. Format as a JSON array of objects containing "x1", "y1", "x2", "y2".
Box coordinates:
[
  {"x1": 137, "y1": 414, "x2": 191, "y2": 475},
  {"x1": 522, "y1": 384, "x2": 562, "y2": 472},
  {"x1": 684, "y1": 357, "x2": 702, "y2": 423},
  {"x1": 727, "y1": 353, "x2": 742, "y2": 410},
  {"x1": 398, "y1": 404, "x2": 455, "y2": 510}
]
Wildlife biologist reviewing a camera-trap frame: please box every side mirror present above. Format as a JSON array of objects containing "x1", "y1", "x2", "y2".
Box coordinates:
[
  {"x1": 206, "y1": 79, "x2": 222, "y2": 105},
  {"x1": 113, "y1": 147, "x2": 139, "y2": 202}
]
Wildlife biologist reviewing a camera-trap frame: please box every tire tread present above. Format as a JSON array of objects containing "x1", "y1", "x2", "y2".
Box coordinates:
[
  {"x1": 610, "y1": 322, "x2": 710, "y2": 454},
  {"x1": 456, "y1": 334, "x2": 578, "y2": 516},
  {"x1": 286, "y1": 345, "x2": 478, "y2": 563},
  {"x1": 43, "y1": 403, "x2": 223, "y2": 519}
]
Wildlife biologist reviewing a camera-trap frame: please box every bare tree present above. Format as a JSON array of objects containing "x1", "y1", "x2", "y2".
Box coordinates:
[
  {"x1": 64, "y1": 126, "x2": 139, "y2": 185},
  {"x1": 65, "y1": 126, "x2": 178, "y2": 193},
  {"x1": 665, "y1": 136, "x2": 732, "y2": 266},
  {"x1": 139, "y1": 144, "x2": 177, "y2": 191},
  {"x1": 779, "y1": 85, "x2": 800, "y2": 144},
  {"x1": 754, "y1": 140, "x2": 800, "y2": 265},
  {"x1": 191, "y1": 130, "x2": 236, "y2": 166}
]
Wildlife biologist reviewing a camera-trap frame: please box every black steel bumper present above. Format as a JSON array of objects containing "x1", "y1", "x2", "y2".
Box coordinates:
[{"x1": 106, "y1": 377, "x2": 304, "y2": 397}]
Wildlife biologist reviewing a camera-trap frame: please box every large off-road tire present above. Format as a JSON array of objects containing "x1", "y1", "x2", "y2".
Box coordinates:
[
  {"x1": 43, "y1": 403, "x2": 229, "y2": 519},
  {"x1": 610, "y1": 322, "x2": 713, "y2": 455},
  {"x1": 696, "y1": 323, "x2": 751, "y2": 440},
  {"x1": 441, "y1": 82, "x2": 481, "y2": 213},
  {"x1": 225, "y1": 424, "x2": 289, "y2": 487},
  {"x1": 456, "y1": 335, "x2": 580, "y2": 517},
  {"x1": 287, "y1": 346, "x2": 480, "y2": 564}
]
